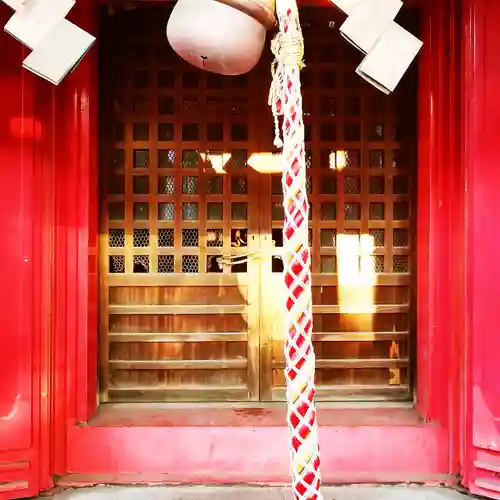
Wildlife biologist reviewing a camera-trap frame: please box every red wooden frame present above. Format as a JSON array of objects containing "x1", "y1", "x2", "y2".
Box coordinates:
[
  {"x1": 417, "y1": 0, "x2": 466, "y2": 467},
  {"x1": 460, "y1": 0, "x2": 500, "y2": 496},
  {"x1": 44, "y1": 0, "x2": 458, "y2": 485},
  {"x1": 0, "y1": 19, "x2": 46, "y2": 497}
]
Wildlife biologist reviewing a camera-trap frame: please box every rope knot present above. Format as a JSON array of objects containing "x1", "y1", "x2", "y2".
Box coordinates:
[
  {"x1": 271, "y1": 32, "x2": 305, "y2": 69},
  {"x1": 268, "y1": 29, "x2": 305, "y2": 149}
]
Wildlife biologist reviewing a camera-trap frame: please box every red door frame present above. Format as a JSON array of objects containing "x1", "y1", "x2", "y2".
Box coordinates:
[
  {"x1": 1, "y1": 0, "x2": 488, "y2": 494},
  {"x1": 46, "y1": 0, "x2": 458, "y2": 485},
  {"x1": 461, "y1": 0, "x2": 500, "y2": 496},
  {"x1": 0, "y1": 5, "x2": 58, "y2": 497},
  {"x1": 417, "y1": 0, "x2": 466, "y2": 472}
]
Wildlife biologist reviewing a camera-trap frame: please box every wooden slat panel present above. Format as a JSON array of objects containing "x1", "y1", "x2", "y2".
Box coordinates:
[
  {"x1": 108, "y1": 274, "x2": 250, "y2": 287},
  {"x1": 108, "y1": 313, "x2": 247, "y2": 333},
  {"x1": 312, "y1": 304, "x2": 409, "y2": 314},
  {"x1": 273, "y1": 273, "x2": 411, "y2": 286},
  {"x1": 108, "y1": 285, "x2": 248, "y2": 305},
  {"x1": 109, "y1": 332, "x2": 248, "y2": 342},
  {"x1": 258, "y1": 6, "x2": 417, "y2": 402},
  {"x1": 99, "y1": 5, "x2": 262, "y2": 402},
  {"x1": 110, "y1": 359, "x2": 247, "y2": 370},
  {"x1": 100, "y1": 4, "x2": 417, "y2": 404},
  {"x1": 108, "y1": 304, "x2": 247, "y2": 315},
  {"x1": 272, "y1": 384, "x2": 411, "y2": 402},
  {"x1": 108, "y1": 386, "x2": 249, "y2": 403},
  {"x1": 109, "y1": 331, "x2": 406, "y2": 343},
  {"x1": 272, "y1": 358, "x2": 409, "y2": 369},
  {"x1": 312, "y1": 331, "x2": 408, "y2": 341}
]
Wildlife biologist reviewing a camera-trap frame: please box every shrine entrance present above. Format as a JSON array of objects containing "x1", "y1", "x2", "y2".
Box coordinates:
[{"x1": 98, "y1": 4, "x2": 417, "y2": 404}]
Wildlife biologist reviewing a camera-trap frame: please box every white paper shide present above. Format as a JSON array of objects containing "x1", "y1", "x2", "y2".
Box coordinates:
[
  {"x1": 2, "y1": 0, "x2": 95, "y2": 84},
  {"x1": 332, "y1": 0, "x2": 423, "y2": 93}
]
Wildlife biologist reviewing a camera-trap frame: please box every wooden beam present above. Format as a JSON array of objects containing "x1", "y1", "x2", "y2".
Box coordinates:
[
  {"x1": 272, "y1": 384, "x2": 411, "y2": 402},
  {"x1": 272, "y1": 358, "x2": 409, "y2": 369},
  {"x1": 108, "y1": 385, "x2": 250, "y2": 402},
  {"x1": 110, "y1": 359, "x2": 247, "y2": 369},
  {"x1": 109, "y1": 331, "x2": 248, "y2": 342},
  {"x1": 108, "y1": 304, "x2": 247, "y2": 315}
]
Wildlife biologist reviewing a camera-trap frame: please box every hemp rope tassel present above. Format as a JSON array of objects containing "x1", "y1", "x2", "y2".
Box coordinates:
[{"x1": 269, "y1": 1, "x2": 322, "y2": 499}]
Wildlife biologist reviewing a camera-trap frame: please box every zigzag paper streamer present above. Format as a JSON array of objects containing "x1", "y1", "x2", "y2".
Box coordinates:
[
  {"x1": 331, "y1": 0, "x2": 423, "y2": 93},
  {"x1": 1, "y1": 0, "x2": 95, "y2": 84}
]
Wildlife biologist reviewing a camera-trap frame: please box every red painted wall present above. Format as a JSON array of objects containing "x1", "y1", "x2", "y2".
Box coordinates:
[
  {"x1": 417, "y1": 0, "x2": 467, "y2": 479},
  {"x1": 461, "y1": 0, "x2": 500, "y2": 496},
  {"x1": 0, "y1": 5, "x2": 53, "y2": 498}
]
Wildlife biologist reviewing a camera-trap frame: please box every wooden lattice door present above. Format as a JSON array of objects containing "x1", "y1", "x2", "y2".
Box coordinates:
[
  {"x1": 99, "y1": 5, "x2": 417, "y2": 404},
  {"x1": 99, "y1": 7, "x2": 264, "y2": 402},
  {"x1": 258, "y1": 7, "x2": 418, "y2": 402}
]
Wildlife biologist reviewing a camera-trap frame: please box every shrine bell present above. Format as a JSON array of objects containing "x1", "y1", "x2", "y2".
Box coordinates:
[{"x1": 167, "y1": 0, "x2": 276, "y2": 75}]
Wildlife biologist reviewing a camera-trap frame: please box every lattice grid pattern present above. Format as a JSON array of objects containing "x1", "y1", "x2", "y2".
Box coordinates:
[
  {"x1": 101, "y1": 13, "x2": 260, "y2": 276},
  {"x1": 98, "y1": 5, "x2": 264, "y2": 405},
  {"x1": 99, "y1": 4, "x2": 417, "y2": 406},
  {"x1": 265, "y1": 8, "x2": 415, "y2": 278},
  {"x1": 262, "y1": 6, "x2": 417, "y2": 403}
]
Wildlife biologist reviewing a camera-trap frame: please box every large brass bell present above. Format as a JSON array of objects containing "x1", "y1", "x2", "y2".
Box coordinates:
[{"x1": 166, "y1": 0, "x2": 276, "y2": 75}]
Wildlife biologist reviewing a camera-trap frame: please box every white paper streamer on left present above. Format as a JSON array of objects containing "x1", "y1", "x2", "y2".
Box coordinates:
[{"x1": 1, "y1": 0, "x2": 95, "y2": 85}]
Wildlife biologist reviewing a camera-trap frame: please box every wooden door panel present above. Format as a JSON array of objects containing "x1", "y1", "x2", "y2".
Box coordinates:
[
  {"x1": 261, "y1": 276, "x2": 412, "y2": 402},
  {"x1": 106, "y1": 279, "x2": 250, "y2": 401},
  {"x1": 99, "y1": 5, "x2": 417, "y2": 404},
  {"x1": 258, "y1": 7, "x2": 417, "y2": 402},
  {"x1": 103, "y1": 277, "x2": 255, "y2": 402},
  {"x1": 99, "y1": 6, "x2": 261, "y2": 403}
]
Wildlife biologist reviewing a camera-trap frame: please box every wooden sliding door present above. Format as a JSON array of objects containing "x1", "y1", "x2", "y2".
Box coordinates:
[
  {"x1": 258, "y1": 7, "x2": 417, "y2": 402},
  {"x1": 99, "y1": 6, "x2": 262, "y2": 402},
  {"x1": 98, "y1": 5, "x2": 417, "y2": 403}
]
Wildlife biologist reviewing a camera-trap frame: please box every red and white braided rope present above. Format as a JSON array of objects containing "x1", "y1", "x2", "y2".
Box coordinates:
[{"x1": 269, "y1": 1, "x2": 322, "y2": 498}]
